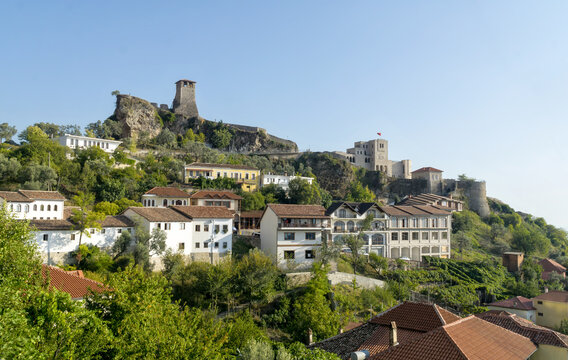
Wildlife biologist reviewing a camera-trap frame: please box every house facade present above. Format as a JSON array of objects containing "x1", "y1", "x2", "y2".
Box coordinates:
[
  {"x1": 54, "y1": 134, "x2": 122, "y2": 153},
  {"x1": 533, "y1": 290, "x2": 568, "y2": 329},
  {"x1": 189, "y1": 190, "x2": 241, "y2": 212},
  {"x1": 141, "y1": 187, "x2": 191, "y2": 207},
  {"x1": 487, "y1": 296, "x2": 536, "y2": 322},
  {"x1": 184, "y1": 162, "x2": 260, "y2": 192},
  {"x1": 0, "y1": 190, "x2": 66, "y2": 220},
  {"x1": 260, "y1": 204, "x2": 331, "y2": 266},
  {"x1": 261, "y1": 174, "x2": 314, "y2": 191}
]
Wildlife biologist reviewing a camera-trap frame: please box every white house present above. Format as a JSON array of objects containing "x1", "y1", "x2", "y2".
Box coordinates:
[
  {"x1": 141, "y1": 187, "x2": 191, "y2": 207},
  {"x1": 261, "y1": 174, "x2": 314, "y2": 191},
  {"x1": 260, "y1": 204, "x2": 331, "y2": 266},
  {"x1": 32, "y1": 215, "x2": 135, "y2": 265},
  {"x1": 54, "y1": 134, "x2": 122, "y2": 153},
  {"x1": 0, "y1": 190, "x2": 66, "y2": 220},
  {"x1": 327, "y1": 202, "x2": 389, "y2": 257},
  {"x1": 189, "y1": 190, "x2": 242, "y2": 212},
  {"x1": 487, "y1": 296, "x2": 537, "y2": 322},
  {"x1": 171, "y1": 206, "x2": 234, "y2": 262}
]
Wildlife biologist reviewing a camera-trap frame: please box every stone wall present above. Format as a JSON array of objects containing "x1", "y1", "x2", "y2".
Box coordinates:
[{"x1": 285, "y1": 271, "x2": 385, "y2": 289}]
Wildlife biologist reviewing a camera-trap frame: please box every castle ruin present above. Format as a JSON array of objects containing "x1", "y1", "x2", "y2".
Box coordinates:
[{"x1": 172, "y1": 79, "x2": 199, "y2": 118}]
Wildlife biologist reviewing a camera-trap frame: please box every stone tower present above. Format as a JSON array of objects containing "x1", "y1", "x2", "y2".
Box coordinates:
[{"x1": 172, "y1": 79, "x2": 199, "y2": 118}]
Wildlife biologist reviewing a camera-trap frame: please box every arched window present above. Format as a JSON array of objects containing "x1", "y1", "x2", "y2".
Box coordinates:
[
  {"x1": 40, "y1": 205, "x2": 44, "y2": 211},
  {"x1": 25, "y1": 205, "x2": 29, "y2": 213},
  {"x1": 176, "y1": 200, "x2": 182, "y2": 205},
  {"x1": 33, "y1": 204, "x2": 37, "y2": 211},
  {"x1": 16, "y1": 204, "x2": 21, "y2": 212},
  {"x1": 54, "y1": 205, "x2": 57, "y2": 211},
  {"x1": 47, "y1": 205, "x2": 51, "y2": 211},
  {"x1": 347, "y1": 221, "x2": 355, "y2": 232},
  {"x1": 163, "y1": 199, "x2": 168, "y2": 207}
]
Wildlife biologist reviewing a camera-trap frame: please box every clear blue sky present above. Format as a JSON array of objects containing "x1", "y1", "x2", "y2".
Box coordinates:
[{"x1": 2, "y1": 1, "x2": 568, "y2": 228}]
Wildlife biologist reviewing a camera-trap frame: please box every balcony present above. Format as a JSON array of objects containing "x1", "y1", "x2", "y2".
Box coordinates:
[{"x1": 279, "y1": 219, "x2": 330, "y2": 229}]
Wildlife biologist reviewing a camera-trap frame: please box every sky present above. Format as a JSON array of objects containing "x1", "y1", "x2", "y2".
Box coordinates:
[{"x1": 1, "y1": 1, "x2": 568, "y2": 228}]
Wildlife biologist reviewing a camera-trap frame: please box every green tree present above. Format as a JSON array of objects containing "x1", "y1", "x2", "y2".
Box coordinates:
[
  {"x1": 236, "y1": 249, "x2": 279, "y2": 307},
  {"x1": 94, "y1": 201, "x2": 120, "y2": 215},
  {"x1": 288, "y1": 178, "x2": 322, "y2": 205},
  {"x1": 345, "y1": 181, "x2": 376, "y2": 202},
  {"x1": 211, "y1": 127, "x2": 233, "y2": 149},
  {"x1": 368, "y1": 253, "x2": 389, "y2": 277},
  {"x1": 0, "y1": 123, "x2": 17, "y2": 143},
  {"x1": 261, "y1": 184, "x2": 288, "y2": 204},
  {"x1": 70, "y1": 191, "x2": 105, "y2": 264},
  {"x1": 242, "y1": 191, "x2": 266, "y2": 211},
  {"x1": 155, "y1": 128, "x2": 177, "y2": 148}
]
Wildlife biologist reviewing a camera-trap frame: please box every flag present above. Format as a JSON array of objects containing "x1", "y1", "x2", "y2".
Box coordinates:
[{"x1": 377, "y1": 132, "x2": 382, "y2": 136}]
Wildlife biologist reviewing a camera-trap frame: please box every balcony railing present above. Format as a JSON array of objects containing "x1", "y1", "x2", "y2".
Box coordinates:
[{"x1": 279, "y1": 221, "x2": 330, "y2": 229}]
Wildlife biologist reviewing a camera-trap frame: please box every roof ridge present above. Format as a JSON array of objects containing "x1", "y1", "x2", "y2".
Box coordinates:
[{"x1": 433, "y1": 304, "x2": 447, "y2": 325}]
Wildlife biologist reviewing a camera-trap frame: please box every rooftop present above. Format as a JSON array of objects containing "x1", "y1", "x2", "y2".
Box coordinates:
[
  {"x1": 533, "y1": 290, "x2": 568, "y2": 303},
  {"x1": 143, "y1": 187, "x2": 191, "y2": 198},
  {"x1": 56, "y1": 134, "x2": 122, "y2": 143},
  {"x1": 189, "y1": 190, "x2": 242, "y2": 200},
  {"x1": 185, "y1": 162, "x2": 258, "y2": 171},
  {"x1": 176, "y1": 79, "x2": 196, "y2": 83},
  {"x1": 380, "y1": 205, "x2": 452, "y2": 217},
  {"x1": 0, "y1": 190, "x2": 66, "y2": 202},
  {"x1": 266, "y1": 204, "x2": 328, "y2": 219},
  {"x1": 412, "y1": 167, "x2": 443, "y2": 173},
  {"x1": 171, "y1": 205, "x2": 235, "y2": 219},
  {"x1": 487, "y1": 296, "x2": 536, "y2": 311},
  {"x1": 29, "y1": 219, "x2": 75, "y2": 231},
  {"x1": 539, "y1": 258, "x2": 567, "y2": 273},
  {"x1": 42, "y1": 265, "x2": 105, "y2": 299},
  {"x1": 325, "y1": 202, "x2": 382, "y2": 216},
  {"x1": 125, "y1": 207, "x2": 191, "y2": 223},
  {"x1": 398, "y1": 193, "x2": 463, "y2": 207}
]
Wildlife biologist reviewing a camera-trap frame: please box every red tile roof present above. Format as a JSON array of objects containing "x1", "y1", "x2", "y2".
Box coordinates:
[
  {"x1": 42, "y1": 265, "x2": 105, "y2": 299},
  {"x1": 477, "y1": 310, "x2": 568, "y2": 349},
  {"x1": 171, "y1": 205, "x2": 235, "y2": 219},
  {"x1": 186, "y1": 162, "x2": 258, "y2": 170},
  {"x1": 29, "y1": 219, "x2": 75, "y2": 231},
  {"x1": 369, "y1": 302, "x2": 461, "y2": 332},
  {"x1": 189, "y1": 190, "x2": 242, "y2": 200},
  {"x1": 240, "y1": 210, "x2": 264, "y2": 218},
  {"x1": 539, "y1": 258, "x2": 566, "y2": 273},
  {"x1": 125, "y1": 207, "x2": 191, "y2": 222},
  {"x1": 144, "y1": 187, "x2": 191, "y2": 198},
  {"x1": 267, "y1": 204, "x2": 328, "y2": 218},
  {"x1": 18, "y1": 190, "x2": 66, "y2": 201},
  {"x1": 371, "y1": 316, "x2": 536, "y2": 360},
  {"x1": 412, "y1": 167, "x2": 443, "y2": 173},
  {"x1": 487, "y1": 296, "x2": 536, "y2": 311},
  {"x1": 533, "y1": 290, "x2": 568, "y2": 303},
  {"x1": 101, "y1": 215, "x2": 135, "y2": 228},
  {"x1": 0, "y1": 191, "x2": 33, "y2": 202}
]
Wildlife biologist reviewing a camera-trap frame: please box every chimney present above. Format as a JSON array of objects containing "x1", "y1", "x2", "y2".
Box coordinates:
[
  {"x1": 307, "y1": 328, "x2": 313, "y2": 345},
  {"x1": 389, "y1": 321, "x2": 398, "y2": 347},
  {"x1": 350, "y1": 350, "x2": 370, "y2": 360}
]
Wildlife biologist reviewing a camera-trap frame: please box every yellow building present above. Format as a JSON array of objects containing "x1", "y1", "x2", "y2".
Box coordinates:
[
  {"x1": 184, "y1": 162, "x2": 260, "y2": 192},
  {"x1": 533, "y1": 290, "x2": 568, "y2": 329}
]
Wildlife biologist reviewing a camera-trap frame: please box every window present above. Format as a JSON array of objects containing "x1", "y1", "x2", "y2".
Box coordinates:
[
  {"x1": 442, "y1": 217, "x2": 448, "y2": 227},
  {"x1": 195, "y1": 242, "x2": 200, "y2": 249},
  {"x1": 402, "y1": 232, "x2": 409, "y2": 241},
  {"x1": 391, "y1": 218, "x2": 398, "y2": 228},
  {"x1": 163, "y1": 199, "x2": 168, "y2": 207},
  {"x1": 305, "y1": 232, "x2": 316, "y2": 240},
  {"x1": 401, "y1": 218, "x2": 408, "y2": 228},
  {"x1": 40, "y1": 205, "x2": 44, "y2": 211},
  {"x1": 204, "y1": 225, "x2": 209, "y2": 232},
  {"x1": 34, "y1": 204, "x2": 37, "y2": 211},
  {"x1": 412, "y1": 218, "x2": 418, "y2": 227},
  {"x1": 9, "y1": 204, "x2": 13, "y2": 211},
  {"x1": 16, "y1": 204, "x2": 21, "y2": 212},
  {"x1": 538, "y1": 312, "x2": 543, "y2": 316},
  {"x1": 432, "y1": 232, "x2": 439, "y2": 240},
  {"x1": 441, "y1": 232, "x2": 448, "y2": 240},
  {"x1": 25, "y1": 205, "x2": 29, "y2": 212},
  {"x1": 284, "y1": 232, "x2": 295, "y2": 240},
  {"x1": 222, "y1": 225, "x2": 228, "y2": 233},
  {"x1": 422, "y1": 232, "x2": 429, "y2": 240},
  {"x1": 90, "y1": 229, "x2": 95, "y2": 234},
  {"x1": 441, "y1": 246, "x2": 448, "y2": 252},
  {"x1": 180, "y1": 223, "x2": 186, "y2": 230},
  {"x1": 412, "y1": 232, "x2": 419, "y2": 240},
  {"x1": 305, "y1": 250, "x2": 315, "y2": 259},
  {"x1": 214, "y1": 242, "x2": 219, "y2": 248},
  {"x1": 101, "y1": 229, "x2": 106, "y2": 234},
  {"x1": 338, "y1": 209, "x2": 346, "y2": 218},
  {"x1": 71, "y1": 234, "x2": 76, "y2": 240},
  {"x1": 195, "y1": 225, "x2": 201, "y2": 232},
  {"x1": 215, "y1": 225, "x2": 220, "y2": 233},
  {"x1": 43, "y1": 234, "x2": 48, "y2": 241},
  {"x1": 165, "y1": 223, "x2": 171, "y2": 230},
  {"x1": 204, "y1": 242, "x2": 209, "y2": 248},
  {"x1": 118, "y1": 229, "x2": 122, "y2": 233},
  {"x1": 537, "y1": 301, "x2": 543, "y2": 305},
  {"x1": 157, "y1": 223, "x2": 161, "y2": 229},
  {"x1": 47, "y1": 205, "x2": 51, "y2": 211},
  {"x1": 223, "y1": 242, "x2": 228, "y2": 249},
  {"x1": 179, "y1": 243, "x2": 185, "y2": 251},
  {"x1": 284, "y1": 251, "x2": 295, "y2": 259},
  {"x1": 391, "y1": 232, "x2": 399, "y2": 241},
  {"x1": 422, "y1": 218, "x2": 428, "y2": 227}
]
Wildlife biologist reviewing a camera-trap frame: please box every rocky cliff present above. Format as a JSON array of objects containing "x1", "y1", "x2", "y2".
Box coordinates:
[{"x1": 114, "y1": 95, "x2": 162, "y2": 139}]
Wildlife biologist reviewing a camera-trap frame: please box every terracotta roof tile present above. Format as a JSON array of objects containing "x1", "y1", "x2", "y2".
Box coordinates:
[
  {"x1": 533, "y1": 290, "x2": 568, "y2": 303},
  {"x1": 144, "y1": 187, "x2": 191, "y2": 198},
  {"x1": 240, "y1": 210, "x2": 264, "y2": 218},
  {"x1": 371, "y1": 316, "x2": 536, "y2": 360},
  {"x1": 487, "y1": 296, "x2": 536, "y2": 311},
  {"x1": 125, "y1": 207, "x2": 191, "y2": 222},
  {"x1": 369, "y1": 302, "x2": 460, "y2": 332},
  {"x1": 42, "y1": 265, "x2": 105, "y2": 299},
  {"x1": 101, "y1": 215, "x2": 135, "y2": 228},
  {"x1": 18, "y1": 190, "x2": 66, "y2": 200},
  {"x1": 171, "y1": 205, "x2": 234, "y2": 219},
  {"x1": 190, "y1": 190, "x2": 242, "y2": 200},
  {"x1": 539, "y1": 258, "x2": 566, "y2": 273},
  {"x1": 186, "y1": 162, "x2": 258, "y2": 170},
  {"x1": 0, "y1": 191, "x2": 33, "y2": 202},
  {"x1": 309, "y1": 322, "x2": 381, "y2": 359},
  {"x1": 477, "y1": 311, "x2": 568, "y2": 348},
  {"x1": 412, "y1": 167, "x2": 443, "y2": 173},
  {"x1": 29, "y1": 219, "x2": 75, "y2": 231},
  {"x1": 267, "y1": 204, "x2": 328, "y2": 218}
]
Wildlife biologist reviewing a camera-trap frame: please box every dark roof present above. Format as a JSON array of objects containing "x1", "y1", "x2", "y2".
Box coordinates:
[
  {"x1": 171, "y1": 205, "x2": 235, "y2": 219},
  {"x1": 311, "y1": 302, "x2": 461, "y2": 359},
  {"x1": 240, "y1": 210, "x2": 264, "y2": 218},
  {"x1": 477, "y1": 310, "x2": 568, "y2": 349},
  {"x1": 125, "y1": 207, "x2": 191, "y2": 222},
  {"x1": 398, "y1": 193, "x2": 463, "y2": 206},
  {"x1": 29, "y1": 219, "x2": 75, "y2": 231},
  {"x1": 176, "y1": 79, "x2": 196, "y2": 83},
  {"x1": 267, "y1": 204, "x2": 328, "y2": 218},
  {"x1": 190, "y1": 190, "x2": 242, "y2": 200},
  {"x1": 325, "y1": 202, "x2": 382, "y2": 216},
  {"x1": 144, "y1": 187, "x2": 191, "y2": 198},
  {"x1": 42, "y1": 265, "x2": 105, "y2": 299},
  {"x1": 487, "y1": 296, "x2": 536, "y2": 311},
  {"x1": 0, "y1": 190, "x2": 66, "y2": 202},
  {"x1": 185, "y1": 162, "x2": 258, "y2": 171},
  {"x1": 101, "y1": 215, "x2": 135, "y2": 228},
  {"x1": 539, "y1": 258, "x2": 567, "y2": 273},
  {"x1": 371, "y1": 316, "x2": 536, "y2": 360},
  {"x1": 412, "y1": 167, "x2": 443, "y2": 173},
  {"x1": 380, "y1": 205, "x2": 452, "y2": 216},
  {"x1": 533, "y1": 290, "x2": 568, "y2": 303}
]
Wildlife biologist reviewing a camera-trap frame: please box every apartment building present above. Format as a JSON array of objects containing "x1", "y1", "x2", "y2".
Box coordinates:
[
  {"x1": 54, "y1": 134, "x2": 122, "y2": 153},
  {"x1": 261, "y1": 173, "x2": 314, "y2": 191},
  {"x1": 533, "y1": 290, "x2": 568, "y2": 329},
  {"x1": 260, "y1": 204, "x2": 331, "y2": 265},
  {"x1": 184, "y1": 162, "x2": 260, "y2": 192},
  {"x1": 189, "y1": 190, "x2": 242, "y2": 212},
  {"x1": 141, "y1": 187, "x2": 191, "y2": 207},
  {"x1": 0, "y1": 190, "x2": 66, "y2": 220}
]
